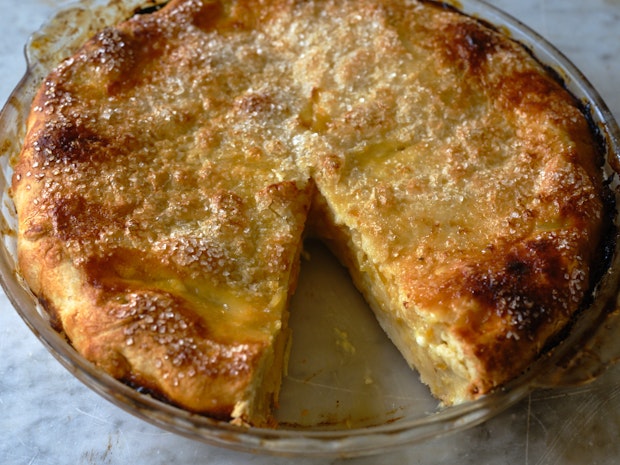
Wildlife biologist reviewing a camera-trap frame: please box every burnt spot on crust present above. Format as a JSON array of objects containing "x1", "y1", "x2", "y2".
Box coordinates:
[
  {"x1": 133, "y1": 1, "x2": 169, "y2": 16},
  {"x1": 30, "y1": 120, "x2": 112, "y2": 166},
  {"x1": 454, "y1": 234, "x2": 588, "y2": 349},
  {"x1": 121, "y1": 375, "x2": 237, "y2": 419},
  {"x1": 448, "y1": 235, "x2": 591, "y2": 380},
  {"x1": 437, "y1": 18, "x2": 501, "y2": 75}
]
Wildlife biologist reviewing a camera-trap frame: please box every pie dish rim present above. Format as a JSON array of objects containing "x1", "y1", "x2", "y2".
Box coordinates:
[{"x1": 1, "y1": 0, "x2": 619, "y2": 457}]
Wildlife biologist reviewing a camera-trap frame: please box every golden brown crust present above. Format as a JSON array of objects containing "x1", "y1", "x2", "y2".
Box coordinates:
[
  {"x1": 293, "y1": 0, "x2": 606, "y2": 401},
  {"x1": 12, "y1": 0, "x2": 610, "y2": 420},
  {"x1": 12, "y1": 0, "x2": 315, "y2": 424}
]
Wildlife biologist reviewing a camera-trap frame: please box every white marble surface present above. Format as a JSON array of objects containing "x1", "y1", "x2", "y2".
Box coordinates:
[{"x1": 1, "y1": 0, "x2": 620, "y2": 463}]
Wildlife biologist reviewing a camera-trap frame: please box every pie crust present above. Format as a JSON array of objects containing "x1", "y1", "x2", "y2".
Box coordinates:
[{"x1": 11, "y1": 0, "x2": 613, "y2": 425}]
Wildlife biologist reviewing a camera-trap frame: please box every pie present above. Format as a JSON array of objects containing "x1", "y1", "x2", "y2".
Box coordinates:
[{"x1": 11, "y1": 0, "x2": 614, "y2": 426}]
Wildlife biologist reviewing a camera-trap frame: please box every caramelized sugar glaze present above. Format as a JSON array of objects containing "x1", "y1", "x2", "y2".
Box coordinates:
[{"x1": 11, "y1": 0, "x2": 615, "y2": 425}]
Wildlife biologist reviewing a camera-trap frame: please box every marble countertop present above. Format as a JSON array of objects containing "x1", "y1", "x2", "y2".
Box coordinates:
[{"x1": 1, "y1": 0, "x2": 620, "y2": 464}]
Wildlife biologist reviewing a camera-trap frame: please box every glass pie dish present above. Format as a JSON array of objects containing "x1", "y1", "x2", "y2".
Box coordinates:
[{"x1": 1, "y1": 0, "x2": 620, "y2": 458}]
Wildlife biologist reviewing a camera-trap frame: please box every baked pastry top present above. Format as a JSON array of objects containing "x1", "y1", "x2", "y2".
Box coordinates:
[{"x1": 11, "y1": 0, "x2": 612, "y2": 425}]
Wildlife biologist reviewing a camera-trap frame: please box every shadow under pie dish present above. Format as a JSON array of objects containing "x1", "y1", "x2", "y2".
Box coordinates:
[{"x1": 1, "y1": 0, "x2": 620, "y2": 457}]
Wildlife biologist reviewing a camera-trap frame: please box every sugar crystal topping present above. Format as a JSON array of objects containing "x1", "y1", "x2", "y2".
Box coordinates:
[{"x1": 12, "y1": 0, "x2": 609, "y2": 412}]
